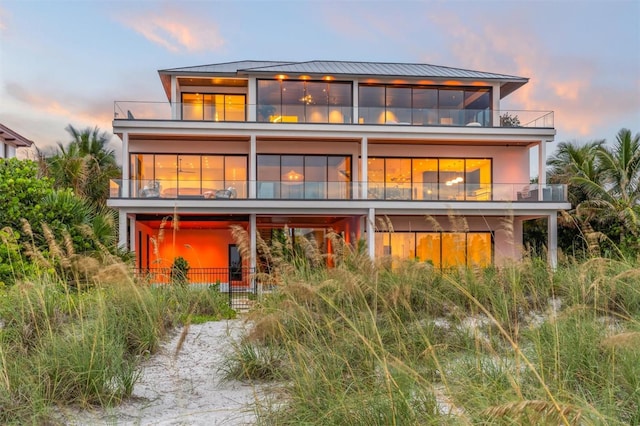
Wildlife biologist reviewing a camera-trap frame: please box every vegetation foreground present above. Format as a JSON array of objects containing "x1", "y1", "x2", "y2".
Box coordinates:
[
  {"x1": 0, "y1": 260, "x2": 235, "y2": 424},
  {"x1": 225, "y1": 237, "x2": 640, "y2": 425},
  {"x1": 0, "y1": 236, "x2": 639, "y2": 424}
]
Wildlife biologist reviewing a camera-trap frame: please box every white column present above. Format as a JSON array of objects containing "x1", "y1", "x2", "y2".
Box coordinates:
[
  {"x1": 247, "y1": 77, "x2": 257, "y2": 121},
  {"x1": 250, "y1": 214, "x2": 257, "y2": 292},
  {"x1": 118, "y1": 210, "x2": 128, "y2": 250},
  {"x1": 171, "y1": 76, "x2": 178, "y2": 119},
  {"x1": 128, "y1": 216, "x2": 135, "y2": 252},
  {"x1": 249, "y1": 135, "x2": 257, "y2": 198},
  {"x1": 538, "y1": 140, "x2": 547, "y2": 200},
  {"x1": 361, "y1": 137, "x2": 368, "y2": 199},
  {"x1": 548, "y1": 213, "x2": 558, "y2": 269},
  {"x1": 367, "y1": 208, "x2": 375, "y2": 260},
  {"x1": 538, "y1": 140, "x2": 547, "y2": 185},
  {"x1": 353, "y1": 80, "x2": 359, "y2": 124},
  {"x1": 121, "y1": 132, "x2": 129, "y2": 197},
  {"x1": 492, "y1": 83, "x2": 501, "y2": 127}
]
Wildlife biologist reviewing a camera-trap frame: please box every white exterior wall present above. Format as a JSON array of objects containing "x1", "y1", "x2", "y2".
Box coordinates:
[{"x1": 0, "y1": 143, "x2": 16, "y2": 159}]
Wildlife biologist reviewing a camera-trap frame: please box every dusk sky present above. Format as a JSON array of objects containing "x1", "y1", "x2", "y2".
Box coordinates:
[{"x1": 1, "y1": 0, "x2": 639, "y2": 161}]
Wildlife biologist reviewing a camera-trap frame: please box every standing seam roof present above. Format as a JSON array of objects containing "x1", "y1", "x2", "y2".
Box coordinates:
[{"x1": 159, "y1": 60, "x2": 527, "y2": 81}]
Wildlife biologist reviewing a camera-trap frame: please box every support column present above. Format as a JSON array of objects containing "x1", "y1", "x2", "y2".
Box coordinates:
[
  {"x1": 367, "y1": 208, "x2": 375, "y2": 260},
  {"x1": 250, "y1": 214, "x2": 257, "y2": 293},
  {"x1": 538, "y1": 140, "x2": 547, "y2": 200},
  {"x1": 247, "y1": 77, "x2": 257, "y2": 121},
  {"x1": 361, "y1": 137, "x2": 368, "y2": 199},
  {"x1": 171, "y1": 76, "x2": 178, "y2": 119},
  {"x1": 492, "y1": 83, "x2": 501, "y2": 127},
  {"x1": 353, "y1": 80, "x2": 359, "y2": 124},
  {"x1": 249, "y1": 135, "x2": 257, "y2": 198},
  {"x1": 548, "y1": 212, "x2": 558, "y2": 269},
  {"x1": 128, "y1": 216, "x2": 136, "y2": 253},
  {"x1": 118, "y1": 211, "x2": 128, "y2": 250},
  {"x1": 121, "y1": 132, "x2": 129, "y2": 197}
]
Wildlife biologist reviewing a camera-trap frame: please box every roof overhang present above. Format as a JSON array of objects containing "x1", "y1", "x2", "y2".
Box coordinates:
[
  {"x1": 0, "y1": 123, "x2": 34, "y2": 147},
  {"x1": 157, "y1": 60, "x2": 529, "y2": 101}
]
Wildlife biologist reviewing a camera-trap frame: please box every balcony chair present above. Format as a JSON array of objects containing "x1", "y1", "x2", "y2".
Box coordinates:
[
  {"x1": 213, "y1": 186, "x2": 237, "y2": 199},
  {"x1": 140, "y1": 180, "x2": 160, "y2": 198}
]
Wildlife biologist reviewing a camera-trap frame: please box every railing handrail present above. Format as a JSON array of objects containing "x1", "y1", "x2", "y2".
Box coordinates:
[
  {"x1": 110, "y1": 179, "x2": 568, "y2": 202},
  {"x1": 113, "y1": 101, "x2": 553, "y2": 128}
]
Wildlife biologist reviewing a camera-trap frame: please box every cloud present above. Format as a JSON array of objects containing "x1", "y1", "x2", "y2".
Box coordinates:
[
  {"x1": 119, "y1": 6, "x2": 224, "y2": 53},
  {"x1": 3, "y1": 82, "x2": 115, "y2": 145},
  {"x1": 0, "y1": 6, "x2": 8, "y2": 32},
  {"x1": 424, "y1": 9, "x2": 640, "y2": 140}
]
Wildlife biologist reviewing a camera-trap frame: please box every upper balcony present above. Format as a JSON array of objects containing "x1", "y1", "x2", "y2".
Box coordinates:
[{"x1": 114, "y1": 102, "x2": 554, "y2": 129}]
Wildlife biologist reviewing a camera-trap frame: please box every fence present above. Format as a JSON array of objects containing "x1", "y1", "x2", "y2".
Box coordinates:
[{"x1": 133, "y1": 267, "x2": 257, "y2": 311}]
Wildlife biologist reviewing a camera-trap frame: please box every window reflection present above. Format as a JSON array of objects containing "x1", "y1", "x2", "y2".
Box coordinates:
[
  {"x1": 412, "y1": 159, "x2": 438, "y2": 201},
  {"x1": 368, "y1": 157, "x2": 491, "y2": 201},
  {"x1": 376, "y1": 231, "x2": 492, "y2": 268},
  {"x1": 257, "y1": 79, "x2": 352, "y2": 123},
  {"x1": 181, "y1": 93, "x2": 246, "y2": 121},
  {"x1": 358, "y1": 85, "x2": 492, "y2": 126},
  {"x1": 257, "y1": 154, "x2": 352, "y2": 199},
  {"x1": 130, "y1": 153, "x2": 246, "y2": 198},
  {"x1": 439, "y1": 159, "x2": 465, "y2": 200},
  {"x1": 416, "y1": 233, "x2": 441, "y2": 267}
]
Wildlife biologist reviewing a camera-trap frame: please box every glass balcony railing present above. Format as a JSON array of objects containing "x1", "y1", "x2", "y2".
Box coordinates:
[
  {"x1": 110, "y1": 180, "x2": 567, "y2": 202},
  {"x1": 114, "y1": 102, "x2": 554, "y2": 128}
]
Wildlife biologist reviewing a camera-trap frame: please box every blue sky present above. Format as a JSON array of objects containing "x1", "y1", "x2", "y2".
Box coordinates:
[{"x1": 1, "y1": 0, "x2": 639, "y2": 161}]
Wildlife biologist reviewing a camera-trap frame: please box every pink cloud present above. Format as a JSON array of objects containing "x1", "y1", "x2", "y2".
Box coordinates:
[
  {"x1": 0, "y1": 6, "x2": 9, "y2": 32},
  {"x1": 5, "y1": 82, "x2": 113, "y2": 132},
  {"x1": 119, "y1": 6, "x2": 224, "y2": 53},
  {"x1": 425, "y1": 11, "x2": 639, "y2": 139}
]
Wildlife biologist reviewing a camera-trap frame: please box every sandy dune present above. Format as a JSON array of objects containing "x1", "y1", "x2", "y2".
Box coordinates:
[{"x1": 61, "y1": 319, "x2": 264, "y2": 425}]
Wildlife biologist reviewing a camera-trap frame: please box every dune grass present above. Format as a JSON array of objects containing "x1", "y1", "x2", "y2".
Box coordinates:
[
  {"x1": 0, "y1": 228, "x2": 236, "y2": 424},
  {"x1": 224, "y1": 233, "x2": 640, "y2": 425}
]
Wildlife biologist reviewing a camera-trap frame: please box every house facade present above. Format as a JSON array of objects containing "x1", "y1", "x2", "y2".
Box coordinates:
[
  {"x1": 0, "y1": 123, "x2": 34, "y2": 159},
  {"x1": 108, "y1": 60, "x2": 569, "y2": 284}
]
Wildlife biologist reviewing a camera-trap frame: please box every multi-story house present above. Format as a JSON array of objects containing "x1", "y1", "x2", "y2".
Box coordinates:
[
  {"x1": 0, "y1": 123, "x2": 34, "y2": 159},
  {"x1": 109, "y1": 60, "x2": 569, "y2": 285}
]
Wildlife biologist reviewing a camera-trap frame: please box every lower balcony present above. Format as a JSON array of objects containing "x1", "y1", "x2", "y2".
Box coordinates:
[{"x1": 110, "y1": 180, "x2": 567, "y2": 202}]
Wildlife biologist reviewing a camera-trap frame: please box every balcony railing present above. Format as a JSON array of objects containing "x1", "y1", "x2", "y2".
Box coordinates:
[
  {"x1": 110, "y1": 179, "x2": 567, "y2": 202},
  {"x1": 114, "y1": 101, "x2": 554, "y2": 128}
]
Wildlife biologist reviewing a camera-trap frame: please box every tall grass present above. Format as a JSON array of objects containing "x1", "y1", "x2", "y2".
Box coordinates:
[
  {"x1": 0, "y1": 223, "x2": 236, "y2": 424},
  {"x1": 225, "y1": 231, "x2": 640, "y2": 425}
]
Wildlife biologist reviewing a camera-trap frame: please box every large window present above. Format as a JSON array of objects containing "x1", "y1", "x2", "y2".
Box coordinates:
[
  {"x1": 377, "y1": 231, "x2": 492, "y2": 268},
  {"x1": 257, "y1": 80, "x2": 352, "y2": 123},
  {"x1": 182, "y1": 93, "x2": 246, "y2": 121},
  {"x1": 367, "y1": 157, "x2": 491, "y2": 201},
  {"x1": 130, "y1": 153, "x2": 247, "y2": 198},
  {"x1": 257, "y1": 154, "x2": 351, "y2": 199},
  {"x1": 359, "y1": 85, "x2": 491, "y2": 126}
]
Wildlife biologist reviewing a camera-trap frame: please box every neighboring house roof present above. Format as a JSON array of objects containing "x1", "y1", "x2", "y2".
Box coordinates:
[
  {"x1": 0, "y1": 123, "x2": 34, "y2": 148},
  {"x1": 158, "y1": 59, "x2": 528, "y2": 100}
]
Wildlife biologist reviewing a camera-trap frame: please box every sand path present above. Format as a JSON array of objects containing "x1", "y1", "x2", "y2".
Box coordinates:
[{"x1": 61, "y1": 319, "x2": 264, "y2": 425}]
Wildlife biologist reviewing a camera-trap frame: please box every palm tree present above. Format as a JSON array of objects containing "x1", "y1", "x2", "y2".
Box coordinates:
[
  {"x1": 547, "y1": 139, "x2": 604, "y2": 207},
  {"x1": 44, "y1": 125, "x2": 121, "y2": 206},
  {"x1": 547, "y1": 129, "x2": 640, "y2": 244},
  {"x1": 574, "y1": 129, "x2": 640, "y2": 239}
]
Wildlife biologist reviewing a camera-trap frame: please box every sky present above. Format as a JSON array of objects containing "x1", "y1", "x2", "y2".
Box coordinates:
[{"x1": 1, "y1": 0, "x2": 639, "y2": 163}]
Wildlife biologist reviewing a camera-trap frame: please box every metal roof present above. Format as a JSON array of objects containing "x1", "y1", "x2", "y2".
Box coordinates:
[
  {"x1": 158, "y1": 60, "x2": 528, "y2": 100},
  {"x1": 159, "y1": 60, "x2": 293, "y2": 75},
  {"x1": 240, "y1": 60, "x2": 527, "y2": 82}
]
